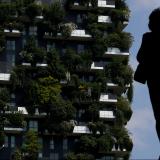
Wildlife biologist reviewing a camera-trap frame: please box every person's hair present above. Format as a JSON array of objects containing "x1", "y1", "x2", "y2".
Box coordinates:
[{"x1": 149, "y1": 8, "x2": 160, "y2": 32}]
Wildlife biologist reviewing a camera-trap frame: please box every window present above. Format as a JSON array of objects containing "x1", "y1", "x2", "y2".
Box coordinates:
[
  {"x1": 11, "y1": 136, "x2": 15, "y2": 148},
  {"x1": 29, "y1": 120, "x2": 38, "y2": 131},
  {"x1": 50, "y1": 139, "x2": 54, "y2": 150},
  {"x1": 22, "y1": 39, "x2": 26, "y2": 48},
  {"x1": 77, "y1": 14, "x2": 82, "y2": 23},
  {"x1": 38, "y1": 152, "x2": 43, "y2": 158},
  {"x1": 6, "y1": 41, "x2": 15, "y2": 51},
  {"x1": 29, "y1": 26, "x2": 37, "y2": 36},
  {"x1": 38, "y1": 137, "x2": 43, "y2": 149},
  {"x1": 101, "y1": 156, "x2": 114, "y2": 160},
  {"x1": 78, "y1": 109, "x2": 85, "y2": 118},
  {"x1": 4, "y1": 136, "x2": 8, "y2": 147},
  {"x1": 63, "y1": 139, "x2": 68, "y2": 150},
  {"x1": 77, "y1": 44, "x2": 84, "y2": 53},
  {"x1": 50, "y1": 153, "x2": 59, "y2": 160},
  {"x1": 47, "y1": 43, "x2": 55, "y2": 52}
]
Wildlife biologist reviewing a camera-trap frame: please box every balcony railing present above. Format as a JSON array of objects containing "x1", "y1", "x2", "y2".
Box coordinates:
[
  {"x1": 91, "y1": 62, "x2": 104, "y2": 70},
  {"x1": 0, "y1": 73, "x2": 11, "y2": 81},
  {"x1": 71, "y1": 29, "x2": 92, "y2": 38},
  {"x1": 72, "y1": 0, "x2": 115, "y2": 9},
  {"x1": 4, "y1": 29, "x2": 21, "y2": 37},
  {"x1": 98, "y1": 0, "x2": 115, "y2": 8},
  {"x1": 91, "y1": 61, "x2": 107, "y2": 70},
  {"x1": 99, "y1": 93, "x2": 117, "y2": 103},
  {"x1": 99, "y1": 110, "x2": 115, "y2": 119},
  {"x1": 105, "y1": 47, "x2": 129, "y2": 57},
  {"x1": 36, "y1": 63, "x2": 48, "y2": 67},
  {"x1": 73, "y1": 126, "x2": 91, "y2": 134},
  {"x1": 98, "y1": 16, "x2": 112, "y2": 23},
  {"x1": 4, "y1": 127, "x2": 24, "y2": 132}
]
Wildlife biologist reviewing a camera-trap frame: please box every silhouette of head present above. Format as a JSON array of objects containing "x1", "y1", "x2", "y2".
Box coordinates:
[{"x1": 149, "y1": 8, "x2": 160, "y2": 33}]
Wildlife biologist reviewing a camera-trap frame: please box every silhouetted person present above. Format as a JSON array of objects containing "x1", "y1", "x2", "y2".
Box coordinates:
[{"x1": 134, "y1": 8, "x2": 160, "y2": 143}]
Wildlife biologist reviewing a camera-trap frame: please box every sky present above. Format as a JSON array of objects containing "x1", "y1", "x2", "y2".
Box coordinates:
[{"x1": 125, "y1": 0, "x2": 160, "y2": 159}]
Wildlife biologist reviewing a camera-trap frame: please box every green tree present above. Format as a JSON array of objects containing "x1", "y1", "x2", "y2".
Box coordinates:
[
  {"x1": 13, "y1": 148, "x2": 22, "y2": 160},
  {"x1": 22, "y1": 130, "x2": 41, "y2": 160},
  {"x1": 47, "y1": 49, "x2": 65, "y2": 79}
]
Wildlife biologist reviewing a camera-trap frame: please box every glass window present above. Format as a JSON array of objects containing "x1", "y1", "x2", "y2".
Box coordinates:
[
  {"x1": 47, "y1": 43, "x2": 55, "y2": 52},
  {"x1": 29, "y1": 26, "x2": 37, "y2": 36},
  {"x1": 11, "y1": 136, "x2": 15, "y2": 148},
  {"x1": 6, "y1": 40, "x2": 15, "y2": 51},
  {"x1": 63, "y1": 139, "x2": 68, "y2": 150},
  {"x1": 50, "y1": 139, "x2": 54, "y2": 150},
  {"x1": 4, "y1": 136, "x2": 8, "y2": 147},
  {"x1": 77, "y1": 44, "x2": 84, "y2": 53},
  {"x1": 29, "y1": 120, "x2": 38, "y2": 131},
  {"x1": 50, "y1": 153, "x2": 59, "y2": 160},
  {"x1": 38, "y1": 137, "x2": 43, "y2": 149},
  {"x1": 77, "y1": 14, "x2": 82, "y2": 23}
]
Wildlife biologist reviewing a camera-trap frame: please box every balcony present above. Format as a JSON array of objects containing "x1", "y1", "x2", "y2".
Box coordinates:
[
  {"x1": 36, "y1": 63, "x2": 48, "y2": 67},
  {"x1": 0, "y1": 73, "x2": 11, "y2": 83},
  {"x1": 99, "y1": 110, "x2": 115, "y2": 119},
  {"x1": 71, "y1": 29, "x2": 91, "y2": 37},
  {"x1": 73, "y1": 126, "x2": 91, "y2": 134},
  {"x1": 4, "y1": 127, "x2": 25, "y2": 133},
  {"x1": 22, "y1": 62, "x2": 31, "y2": 66},
  {"x1": 18, "y1": 107, "x2": 28, "y2": 115},
  {"x1": 44, "y1": 30, "x2": 92, "y2": 42},
  {"x1": 91, "y1": 62, "x2": 104, "y2": 70},
  {"x1": 98, "y1": 0, "x2": 115, "y2": 8},
  {"x1": 4, "y1": 29, "x2": 21, "y2": 37},
  {"x1": 91, "y1": 61, "x2": 107, "y2": 70},
  {"x1": 70, "y1": 0, "x2": 115, "y2": 10},
  {"x1": 105, "y1": 47, "x2": 129, "y2": 57},
  {"x1": 98, "y1": 16, "x2": 112, "y2": 23},
  {"x1": 99, "y1": 93, "x2": 117, "y2": 103}
]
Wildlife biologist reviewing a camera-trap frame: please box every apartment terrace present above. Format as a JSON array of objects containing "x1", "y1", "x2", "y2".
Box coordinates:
[
  {"x1": 44, "y1": 29, "x2": 92, "y2": 42},
  {"x1": 104, "y1": 47, "x2": 129, "y2": 58},
  {"x1": 4, "y1": 29, "x2": 22, "y2": 37}
]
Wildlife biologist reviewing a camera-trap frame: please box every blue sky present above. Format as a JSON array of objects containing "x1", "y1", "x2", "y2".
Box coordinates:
[{"x1": 125, "y1": 0, "x2": 160, "y2": 159}]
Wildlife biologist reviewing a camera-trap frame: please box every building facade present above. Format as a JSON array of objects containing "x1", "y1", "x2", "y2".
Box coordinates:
[{"x1": 0, "y1": 0, "x2": 133, "y2": 159}]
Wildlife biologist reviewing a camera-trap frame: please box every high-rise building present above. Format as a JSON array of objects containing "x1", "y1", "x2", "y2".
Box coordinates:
[{"x1": 0, "y1": 0, "x2": 133, "y2": 159}]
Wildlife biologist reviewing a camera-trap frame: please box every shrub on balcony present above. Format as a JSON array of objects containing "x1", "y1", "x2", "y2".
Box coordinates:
[
  {"x1": 111, "y1": 126, "x2": 132, "y2": 151},
  {"x1": 62, "y1": 48, "x2": 82, "y2": 72},
  {"x1": 0, "y1": 87, "x2": 10, "y2": 110},
  {"x1": 97, "y1": 134, "x2": 114, "y2": 153},
  {"x1": 0, "y1": 3, "x2": 16, "y2": 23},
  {"x1": 79, "y1": 135, "x2": 97, "y2": 153},
  {"x1": 6, "y1": 112, "x2": 25, "y2": 128},
  {"x1": 47, "y1": 49, "x2": 65, "y2": 79},
  {"x1": 117, "y1": 97, "x2": 132, "y2": 122},
  {"x1": 20, "y1": 37, "x2": 46, "y2": 65},
  {"x1": 107, "y1": 32, "x2": 133, "y2": 51},
  {"x1": 105, "y1": 62, "x2": 133, "y2": 89},
  {"x1": 25, "y1": 3, "x2": 42, "y2": 20},
  {"x1": 59, "y1": 22, "x2": 77, "y2": 37},
  {"x1": 48, "y1": 98, "x2": 75, "y2": 122},
  {"x1": 87, "y1": 103, "x2": 99, "y2": 121},
  {"x1": 43, "y1": 1, "x2": 65, "y2": 25},
  {"x1": 59, "y1": 121, "x2": 74, "y2": 134}
]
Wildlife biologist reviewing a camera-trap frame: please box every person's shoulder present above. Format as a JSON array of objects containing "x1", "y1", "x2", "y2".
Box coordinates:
[
  {"x1": 143, "y1": 32, "x2": 152, "y2": 38},
  {"x1": 142, "y1": 32, "x2": 153, "y2": 41}
]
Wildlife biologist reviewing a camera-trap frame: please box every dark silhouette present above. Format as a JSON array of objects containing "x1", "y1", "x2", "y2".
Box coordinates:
[{"x1": 134, "y1": 8, "x2": 160, "y2": 144}]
